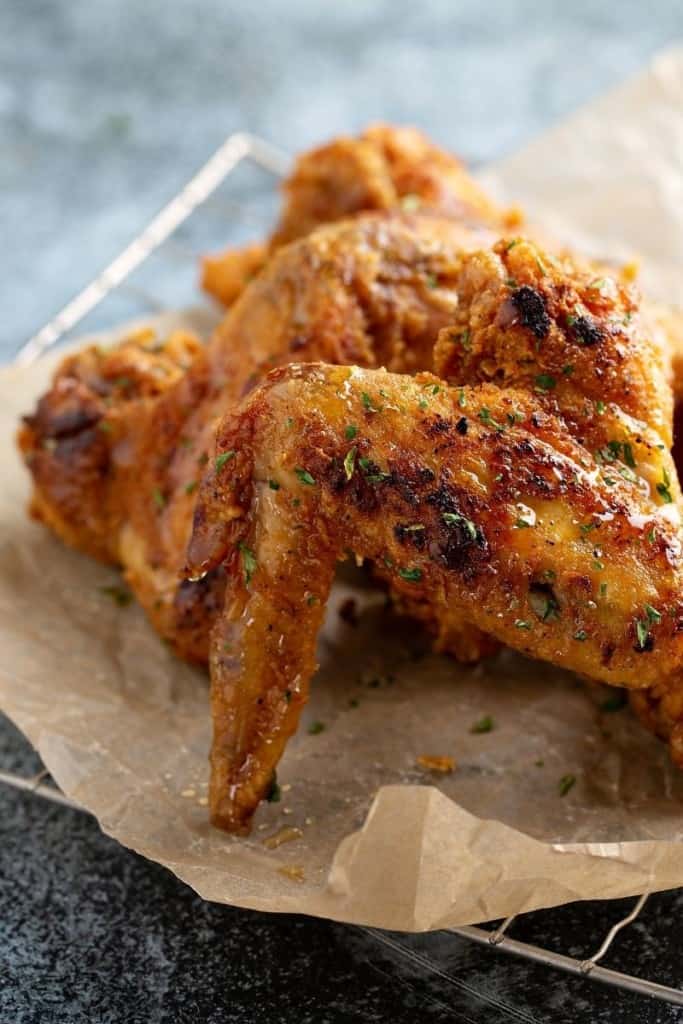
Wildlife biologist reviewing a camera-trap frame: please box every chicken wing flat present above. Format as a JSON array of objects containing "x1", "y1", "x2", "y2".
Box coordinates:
[
  {"x1": 186, "y1": 238, "x2": 683, "y2": 830},
  {"x1": 202, "y1": 124, "x2": 517, "y2": 306}
]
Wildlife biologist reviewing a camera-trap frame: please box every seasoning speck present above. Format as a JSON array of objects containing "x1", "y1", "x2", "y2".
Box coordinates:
[{"x1": 416, "y1": 754, "x2": 456, "y2": 774}]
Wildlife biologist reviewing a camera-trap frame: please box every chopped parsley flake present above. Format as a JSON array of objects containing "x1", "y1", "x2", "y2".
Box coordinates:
[
  {"x1": 268, "y1": 479, "x2": 280, "y2": 491},
  {"x1": 634, "y1": 618, "x2": 650, "y2": 651},
  {"x1": 308, "y1": 720, "x2": 325, "y2": 735},
  {"x1": 239, "y1": 543, "x2": 257, "y2": 586},
  {"x1": 152, "y1": 487, "x2": 166, "y2": 509},
  {"x1": 596, "y1": 400, "x2": 606, "y2": 414},
  {"x1": 622, "y1": 442, "x2": 636, "y2": 469},
  {"x1": 295, "y1": 467, "x2": 315, "y2": 486},
  {"x1": 426, "y1": 273, "x2": 438, "y2": 289},
  {"x1": 562, "y1": 364, "x2": 574, "y2": 376},
  {"x1": 457, "y1": 389, "x2": 467, "y2": 408},
  {"x1": 657, "y1": 468, "x2": 673, "y2": 504},
  {"x1": 579, "y1": 522, "x2": 596, "y2": 536},
  {"x1": 343, "y1": 447, "x2": 357, "y2": 481},
  {"x1": 398, "y1": 566, "x2": 422, "y2": 582},
  {"x1": 479, "y1": 407, "x2": 504, "y2": 432},
  {"x1": 185, "y1": 480, "x2": 198, "y2": 495},
  {"x1": 215, "y1": 450, "x2": 236, "y2": 472},
  {"x1": 534, "y1": 374, "x2": 557, "y2": 392},
  {"x1": 644, "y1": 603, "x2": 662, "y2": 624},
  {"x1": 588, "y1": 278, "x2": 607, "y2": 292},
  {"x1": 573, "y1": 630, "x2": 588, "y2": 642},
  {"x1": 361, "y1": 391, "x2": 380, "y2": 413},
  {"x1": 470, "y1": 715, "x2": 494, "y2": 734},
  {"x1": 345, "y1": 424, "x2": 358, "y2": 440},
  {"x1": 559, "y1": 774, "x2": 576, "y2": 796},
  {"x1": 442, "y1": 512, "x2": 477, "y2": 540}
]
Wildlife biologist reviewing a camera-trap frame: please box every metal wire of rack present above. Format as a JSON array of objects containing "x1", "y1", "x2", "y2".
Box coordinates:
[{"x1": 3, "y1": 131, "x2": 683, "y2": 1009}]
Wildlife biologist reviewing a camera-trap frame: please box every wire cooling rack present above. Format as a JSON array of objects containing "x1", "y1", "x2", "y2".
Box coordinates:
[{"x1": 4, "y1": 131, "x2": 683, "y2": 1009}]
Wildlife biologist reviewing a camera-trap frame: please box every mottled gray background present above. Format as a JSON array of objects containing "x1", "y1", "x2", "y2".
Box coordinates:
[
  {"x1": 3, "y1": 0, "x2": 683, "y2": 358},
  {"x1": 4, "y1": 4, "x2": 683, "y2": 1022}
]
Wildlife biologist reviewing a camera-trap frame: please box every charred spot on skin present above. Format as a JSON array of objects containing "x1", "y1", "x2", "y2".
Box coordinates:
[
  {"x1": 568, "y1": 314, "x2": 604, "y2": 347},
  {"x1": 510, "y1": 286, "x2": 551, "y2": 340},
  {"x1": 426, "y1": 484, "x2": 488, "y2": 572},
  {"x1": 426, "y1": 416, "x2": 451, "y2": 437}
]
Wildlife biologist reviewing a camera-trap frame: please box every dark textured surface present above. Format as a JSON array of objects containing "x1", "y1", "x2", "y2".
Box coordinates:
[{"x1": 3, "y1": 3, "x2": 683, "y2": 1021}]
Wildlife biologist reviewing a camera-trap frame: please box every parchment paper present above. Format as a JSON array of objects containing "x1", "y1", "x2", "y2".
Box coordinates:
[{"x1": 3, "y1": 50, "x2": 683, "y2": 931}]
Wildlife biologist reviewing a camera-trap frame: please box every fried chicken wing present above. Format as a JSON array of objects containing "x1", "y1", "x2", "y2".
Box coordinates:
[
  {"x1": 20, "y1": 213, "x2": 493, "y2": 663},
  {"x1": 202, "y1": 124, "x2": 515, "y2": 306},
  {"x1": 187, "y1": 364, "x2": 683, "y2": 831}
]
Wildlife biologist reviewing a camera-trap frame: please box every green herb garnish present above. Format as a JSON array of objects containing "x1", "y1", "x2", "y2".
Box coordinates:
[
  {"x1": 657, "y1": 468, "x2": 673, "y2": 504},
  {"x1": 559, "y1": 774, "x2": 576, "y2": 796},
  {"x1": 295, "y1": 467, "x2": 315, "y2": 486},
  {"x1": 344, "y1": 447, "x2": 357, "y2": 481},
  {"x1": 398, "y1": 566, "x2": 422, "y2": 583},
  {"x1": 534, "y1": 374, "x2": 557, "y2": 392},
  {"x1": 215, "y1": 450, "x2": 236, "y2": 472},
  {"x1": 442, "y1": 512, "x2": 477, "y2": 540},
  {"x1": 239, "y1": 542, "x2": 257, "y2": 586}
]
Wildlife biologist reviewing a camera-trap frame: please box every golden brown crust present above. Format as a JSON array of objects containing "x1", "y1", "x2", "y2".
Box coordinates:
[
  {"x1": 188, "y1": 359, "x2": 683, "y2": 831},
  {"x1": 202, "y1": 124, "x2": 512, "y2": 307}
]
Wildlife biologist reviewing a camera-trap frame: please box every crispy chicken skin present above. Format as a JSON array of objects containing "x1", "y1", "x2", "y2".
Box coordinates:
[
  {"x1": 187, "y1": 239, "x2": 683, "y2": 831},
  {"x1": 202, "y1": 124, "x2": 515, "y2": 306},
  {"x1": 19, "y1": 214, "x2": 493, "y2": 663},
  {"x1": 187, "y1": 367, "x2": 683, "y2": 831}
]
